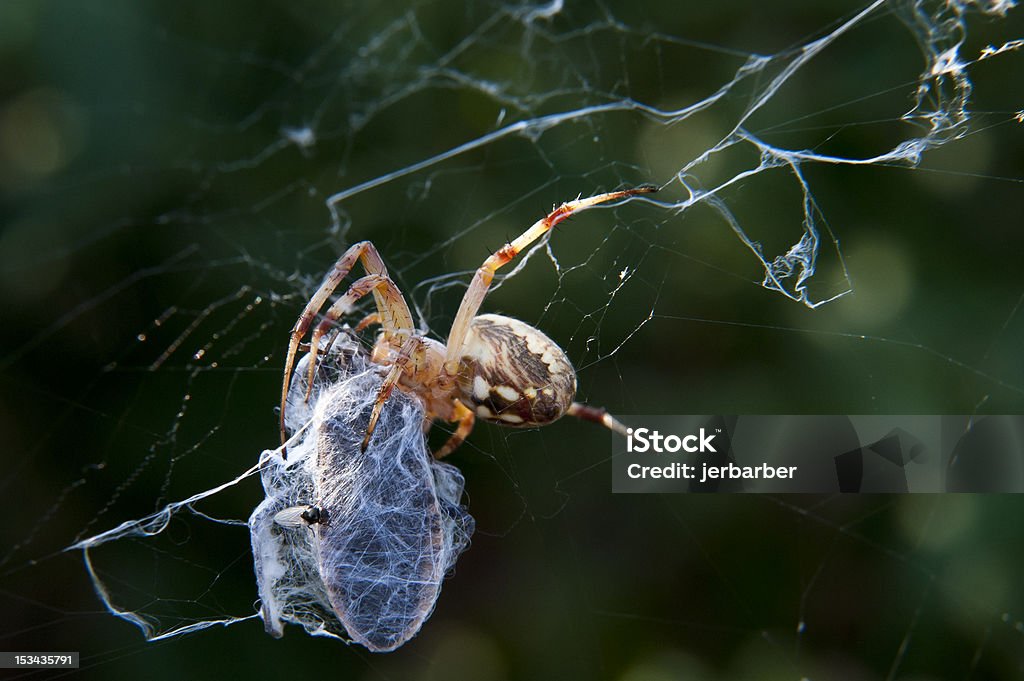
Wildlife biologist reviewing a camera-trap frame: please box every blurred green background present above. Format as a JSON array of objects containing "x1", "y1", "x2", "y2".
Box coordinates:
[{"x1": 2, "y1": 1, "x2": 1023, "y2": 679}]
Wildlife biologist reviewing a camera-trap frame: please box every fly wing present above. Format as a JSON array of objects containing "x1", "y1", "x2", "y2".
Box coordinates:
[{"x1": 273, "y1": 505, "x2": 313, "y2": 528}]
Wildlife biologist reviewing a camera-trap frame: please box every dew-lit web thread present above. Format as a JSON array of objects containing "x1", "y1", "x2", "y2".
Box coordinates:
[
  {"x1": 251, "y1": 332, "x2": 474, "y2": 651},
  {"x1": 62, "y1": 286, "x2": 272, "y2": 553},
  {"x1": 675, "y1": 0, "x2": 1018, "y2": 306},
  {"x1": 330, "y1": 0, "x2": 1016, "y2": 317},
  {"x1": 69, "y1": 332, "x2": 473, "y2": 648},
  {"x1": 69, "y1": 466, "x2": 263, "y2": 641}
]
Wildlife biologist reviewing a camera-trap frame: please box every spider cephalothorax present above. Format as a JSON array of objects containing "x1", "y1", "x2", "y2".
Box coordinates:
[{"x1": 280, "y1": 185, "x2": 656, "y2": 458}]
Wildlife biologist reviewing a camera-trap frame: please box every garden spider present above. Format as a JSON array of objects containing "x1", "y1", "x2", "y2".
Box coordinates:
[{"x1": 280, "y1": 184, "x2": 657, "y2": 458}]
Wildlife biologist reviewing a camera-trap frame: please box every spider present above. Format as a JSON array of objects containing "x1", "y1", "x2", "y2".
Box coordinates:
[{"x1": 280, "y1": 184, "x2": 657, "y2": 458}]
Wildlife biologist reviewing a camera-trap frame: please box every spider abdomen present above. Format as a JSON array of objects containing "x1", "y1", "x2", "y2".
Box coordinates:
[{"x1": 456, "y1": 313, "x2": 576, "y2": 427}]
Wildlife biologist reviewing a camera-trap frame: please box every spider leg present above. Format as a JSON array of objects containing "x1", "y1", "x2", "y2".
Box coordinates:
[
  {"x1": 567, "y1": 402, "x2": 628, "y2": 436},
  {"x1": 311, "y1": 312, "x2": 379, "y2": 381},
  {"x1": 433, "y1": 400, "x2": 475, "y2": 459},
  {"x1": 355, "y1": 312, "x2": 382, "y2": 332},
  {"x1": 442, "y1": 185, "x2": 657, "y2": 374},
  {"x1": 361, "y1": 336, "x2": 420, "y2": 452},
  {"x1": 304, "y1": 274, "x2": 404, "y2": 401},
  {"x1": 281, "y1": 241, "x2": 414, "y2": 446}
]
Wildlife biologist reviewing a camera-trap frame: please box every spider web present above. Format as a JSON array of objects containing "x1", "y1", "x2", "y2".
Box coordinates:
[{"x1": 2, "y1": 0, "x2": 1024, "y2": 678}]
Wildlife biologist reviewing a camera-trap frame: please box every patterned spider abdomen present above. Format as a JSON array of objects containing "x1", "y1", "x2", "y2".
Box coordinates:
[{"x1": 456, "y1": 313, "x2": 576, "y2": 426}]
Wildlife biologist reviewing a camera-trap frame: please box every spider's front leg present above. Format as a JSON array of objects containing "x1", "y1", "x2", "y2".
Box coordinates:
[
  {"x1": 360, "y1": 335, "x2": 423, "y2": 452},
  {"x1": 442, "y1": 185, "x2": 657, "y2": 376},
  {"x1": 304, "y1": 275, "x2": 395, "y2": 401},
  {"x1": 281, "y1": 241, "x2": 415, "y2": 447}
]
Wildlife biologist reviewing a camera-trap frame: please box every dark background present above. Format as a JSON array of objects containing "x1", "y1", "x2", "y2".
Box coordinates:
[{"x1": 2, "y1": 1, "x2": 1023, "y2": 679}]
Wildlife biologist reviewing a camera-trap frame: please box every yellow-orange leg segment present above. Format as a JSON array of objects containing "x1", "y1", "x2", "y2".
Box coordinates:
[
  {"x1": 434, "y1": 401, "x2": 475, "y2": 460},
  {"x1": 361, "y1": 335, "x2": 421, "y2": 452},
  {"x1": 442, "y1": 185, "x2": 657, "y2": 375},
  {"x1": 355, "y1": 312, "x2": 382, "y2": 332}
]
